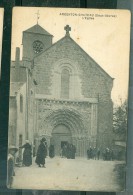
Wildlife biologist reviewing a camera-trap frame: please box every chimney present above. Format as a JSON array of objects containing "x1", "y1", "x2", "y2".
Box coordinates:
[
  {"x1": 15, "y1": 47, "x2": 20, "y2": 65},
  {"x1": 15, "y1": 47, "x2": 20, "y2": 82}
]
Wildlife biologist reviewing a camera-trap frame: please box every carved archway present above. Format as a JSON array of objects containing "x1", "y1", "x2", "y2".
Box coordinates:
[
  {"x1": 38, "y1": 108, "x2": 89, "y2": 156},
  {"x1": 39, "y1": 109, "x2": 85, "y2": 136}
]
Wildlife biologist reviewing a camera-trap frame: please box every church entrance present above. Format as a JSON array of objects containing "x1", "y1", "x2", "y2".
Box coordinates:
[
  {"x1": 51, "y1": 124, "x2": 72, "y2": 156},
  {"x1": 61, "y1": 141, "x2": 68, "y2": 148}
]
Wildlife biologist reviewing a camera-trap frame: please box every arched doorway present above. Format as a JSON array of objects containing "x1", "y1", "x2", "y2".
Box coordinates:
[
  {"x1": 38, "y1": 108, "x2": 88, "y2": 157},
  {"x1": 51, "y1": 124, "x2": 72, "y2": 156}
]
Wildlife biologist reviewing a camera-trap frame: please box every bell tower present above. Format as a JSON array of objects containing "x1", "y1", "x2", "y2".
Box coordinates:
[{"x1": 22, "y1": 23, "x2": 53, "y2": 61}]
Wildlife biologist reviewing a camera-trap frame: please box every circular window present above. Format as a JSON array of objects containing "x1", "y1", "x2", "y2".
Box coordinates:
[{"x1": 33, "y1": 40, "x2": 44, "y2": 54}]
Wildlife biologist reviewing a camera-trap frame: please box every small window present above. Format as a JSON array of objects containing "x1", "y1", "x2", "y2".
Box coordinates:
[{"x1": 20, "y1": 95, "x2": 23, "y2": 113}]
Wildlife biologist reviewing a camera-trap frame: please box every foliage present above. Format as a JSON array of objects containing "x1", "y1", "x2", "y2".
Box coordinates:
[{"x1": 113, "y1": 100, "x2": 127, "y2": 140}]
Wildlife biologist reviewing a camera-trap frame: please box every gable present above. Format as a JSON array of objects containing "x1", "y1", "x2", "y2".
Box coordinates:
[
  {"x1": 34, "y1": 35, "x2": 113, "y2": 81},
  {"x1": 23, "y1": 24, "x2": 53, "y2": 36}
]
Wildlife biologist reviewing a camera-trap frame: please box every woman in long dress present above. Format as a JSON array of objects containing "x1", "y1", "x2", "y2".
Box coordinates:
[
  {"x1": 49, "y1": 144, "x2": 55, "y2": 158},
  {"x1": 35, "y1": 137, "x2": 47, "y2": 168},
  {"x1": 19, "y1": 140, "x2": 32, "y2": 166}
]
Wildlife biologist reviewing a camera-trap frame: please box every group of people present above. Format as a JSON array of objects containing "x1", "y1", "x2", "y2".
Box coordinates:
[
  {"x1": 102, "y1": 147, "x2": 114, "y2": 161},
  {"x1": 87, "y1": 146, "x2": 115, "y2": 161},
  {"x1": 7, "y1": 138, "x2": 48, "y2": 187},
  {"x1": 87, "y1": 147, "x2": 100, "y2": 160},
  {"x1": 61, "y1": 143, "x2": 76, "y2": 159},
  {"x1": 8, "y1": 139, "x2": 116, "y2": 188}
]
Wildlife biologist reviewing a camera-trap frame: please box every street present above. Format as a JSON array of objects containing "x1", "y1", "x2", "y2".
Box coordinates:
[{"x1": 13, "y1": 157, "x2": 123, "y2": 191}]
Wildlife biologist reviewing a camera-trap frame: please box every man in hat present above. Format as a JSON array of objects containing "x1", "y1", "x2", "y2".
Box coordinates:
[
  {"x1": 7, "y1": 145, "x2": 18, "y2": 188},
  {"x1": 35, "y1": 138, "x2": 47, "y2": 168}
]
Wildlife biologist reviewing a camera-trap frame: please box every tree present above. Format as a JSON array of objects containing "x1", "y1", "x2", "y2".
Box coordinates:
[{"x1": 113, "y1": 100, "x2": 127, "y2": 141}]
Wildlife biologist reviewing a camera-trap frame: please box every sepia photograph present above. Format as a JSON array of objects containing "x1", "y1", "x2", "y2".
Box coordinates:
[{"x1": 8, "y1": 7, "x2": 130, "y2": 191}]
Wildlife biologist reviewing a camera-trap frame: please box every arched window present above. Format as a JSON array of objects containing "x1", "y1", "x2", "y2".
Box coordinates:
[{"x1": 61, "y1": 68, "x2": 70, "y2": 99}]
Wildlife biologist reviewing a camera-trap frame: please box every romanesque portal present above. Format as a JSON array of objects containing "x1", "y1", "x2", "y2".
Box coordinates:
[{"x1": 35, "y1": 98, "x2": 98, "y2": 157}]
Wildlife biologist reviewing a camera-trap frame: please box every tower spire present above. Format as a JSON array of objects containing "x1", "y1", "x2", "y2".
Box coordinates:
[{"x1": 35, "y1": 10, "x2": 40, "y2": 24}]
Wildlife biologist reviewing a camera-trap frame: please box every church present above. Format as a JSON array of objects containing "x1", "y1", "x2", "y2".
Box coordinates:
[{"x1": 9, "y1": 22, "x2": 113, "y2": 157}]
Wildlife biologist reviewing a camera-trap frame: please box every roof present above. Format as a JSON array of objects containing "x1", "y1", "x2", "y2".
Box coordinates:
[
  {"x1": 23, "y1": 24, "x2": 53, "y2": 36},
  {"x1": 34, "y1": 35, "x2": 113, "y2": 80}
]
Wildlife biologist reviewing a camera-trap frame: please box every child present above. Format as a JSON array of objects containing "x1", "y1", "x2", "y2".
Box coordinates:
[{"x1": 7, "y1": 145, "x2": 18, "y2": 188}]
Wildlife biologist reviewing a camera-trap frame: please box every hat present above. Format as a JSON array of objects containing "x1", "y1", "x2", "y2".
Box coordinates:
[
  {"x1": 25, "y1": 140, "x2": 29, "y2": 143},
  {"x1": 9, "y1": 145, "x2": 18, "y2": 152},
  {"x1": 41, "y1": 137, "x2": 46, "y2": 142}
]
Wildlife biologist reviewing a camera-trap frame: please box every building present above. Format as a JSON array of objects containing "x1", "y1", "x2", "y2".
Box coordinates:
[{"x1": 9, "y1": 23, "x2": 113, "y2": 157}]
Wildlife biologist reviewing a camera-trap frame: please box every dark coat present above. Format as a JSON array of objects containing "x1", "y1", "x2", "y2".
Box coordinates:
[
  {"x1": 71, "y1": 145, "x2": 76, "y2": 159},
  {"x1": 49, "y1": 145, "x2": 55, "y2": 158},
  {"x1": 20, "y1": 143, "x2": 32, "y2": 166},
  {"x1": 62, "y1": 145, "x2": 67, "y2": 157},
  {"x1": 8, "y1": 154, "x2": 15, "y2": 187},
  {"x1": 35, "y1": 142, "x2": 47, "y2": 165}
]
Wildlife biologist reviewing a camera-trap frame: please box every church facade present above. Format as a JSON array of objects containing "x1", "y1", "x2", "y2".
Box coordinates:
[{"x1": 9, "y1": 23, "x2": 113, "y2": 157}]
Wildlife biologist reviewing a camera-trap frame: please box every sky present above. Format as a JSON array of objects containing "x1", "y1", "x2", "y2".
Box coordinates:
[
  {"x1": 0, "y1": 8, "x2": 4, "y2": 78},
  {"x1": 11, "y1": 7, "x2": 131, "y2": 105}
]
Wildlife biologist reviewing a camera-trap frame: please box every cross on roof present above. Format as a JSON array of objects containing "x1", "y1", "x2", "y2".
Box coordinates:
[
  {"x1": 64, "y1": 25, "x2": 71, "y2": 36},
  {"x1": 35, "y1": 10, "x2": 40, "y2": 24}
]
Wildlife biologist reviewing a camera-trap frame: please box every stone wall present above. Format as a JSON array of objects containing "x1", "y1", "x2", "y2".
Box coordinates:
[
  {"x1": 8, "y1": 97, "x2": 17, "y2": 146},
  {"x1": 33, "y1": 35, "x2": 113, "y2": 149},
  {"x1": 16, "y1": 83, "x2": 27, "y2": 147},
  {"x1": 33, "y1": 97, "x2": 101, "y2": 156},
  {"x1": 34, "y1": 36, "x2": 113, "y2": 100},
  {"x1": 22, "y1": 31, "x2": 53, "y2": 61}
]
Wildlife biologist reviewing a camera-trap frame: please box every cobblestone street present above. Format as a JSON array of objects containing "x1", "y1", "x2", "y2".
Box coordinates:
[{"x1": 12, "y1": 157, "x2": 123, "y2": 191}]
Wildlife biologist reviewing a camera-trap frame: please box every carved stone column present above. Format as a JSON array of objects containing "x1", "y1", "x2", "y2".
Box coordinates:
[
  {"x1": 91, "y1": 103, "x2": 98, "y2": 137},
  {"x1": 83, "y1": 138, "x2": 86, "y2": 157},
  {"x1": 75, "y1": 137, "x2": 78, "y2": 157},
  {"x1": 85, "y1": 139, "x2": 89, "y2": 157},
  {"x1": 79, "y1": 139, "x2": 82, "y2": 157},
  {"x1": 81, "y1": 138, "x2": 84, "y2": 157},
  {"x1": 77, "y1": 139, "x2": 80, "y2": 156}
]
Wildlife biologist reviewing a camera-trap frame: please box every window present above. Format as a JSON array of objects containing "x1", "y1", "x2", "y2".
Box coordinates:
[
  {"x1": 20, "y1": 95, "x2": 23, "y2": 113},
  {"x1": 61, "y1": 69, "x2": 70, "y2": 99}
]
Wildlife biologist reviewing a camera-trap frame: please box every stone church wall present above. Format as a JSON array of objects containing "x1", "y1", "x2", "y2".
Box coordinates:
[
  {"x1": 98, "y1": 100, "x2": 113, "y2": 149},
  {"x1": 32, "y1": 98, "x2": 93, "y2": 156},
  {"x1": 37, "y1": 99, "x2": 91, "y2": 137},
  {"x1": 34, "y1": 37, "x2": 113, "y2": 100},
  {"x1": 33, "y1": 36, "x2": 113, "y2": 149},
  {"x1": 22, "y1": 32, "x2": 52, "y2": 61}
]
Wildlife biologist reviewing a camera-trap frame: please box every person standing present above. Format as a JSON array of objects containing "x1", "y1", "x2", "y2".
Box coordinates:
[
  {"x1": 61, "y1": 144, "x2": 67, "y2": 158},
  {"x1": 49, "y1": 144, "x2": 55, "y2": 158},
  {"x1": 89, "y1": 146, "x2": 93, "y2": 159},
  {"x1": 35, "y1": 137, "x2": 47, "y2": 167},
  {"x1": 71, "y1": 144, "x2": 76, "y2": 159},
  {"x1": 19, "y1": 140, "x2": 32, "y2": 166},
  {"x1": 87, "y1": 148, "x2": 90, "y2": 159},
  {"x1": 7, "y1": 145, "x2": 18, "y2": 188},
  {"x1": 97, "y1": 148, "x2": 100, "y2": 160},
  {"x1": 93, "y1": 147, "x2": 97, "y2": 160},
  {"x1": 66, "y1": 143, "x2": 71, "y2": 159}
]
